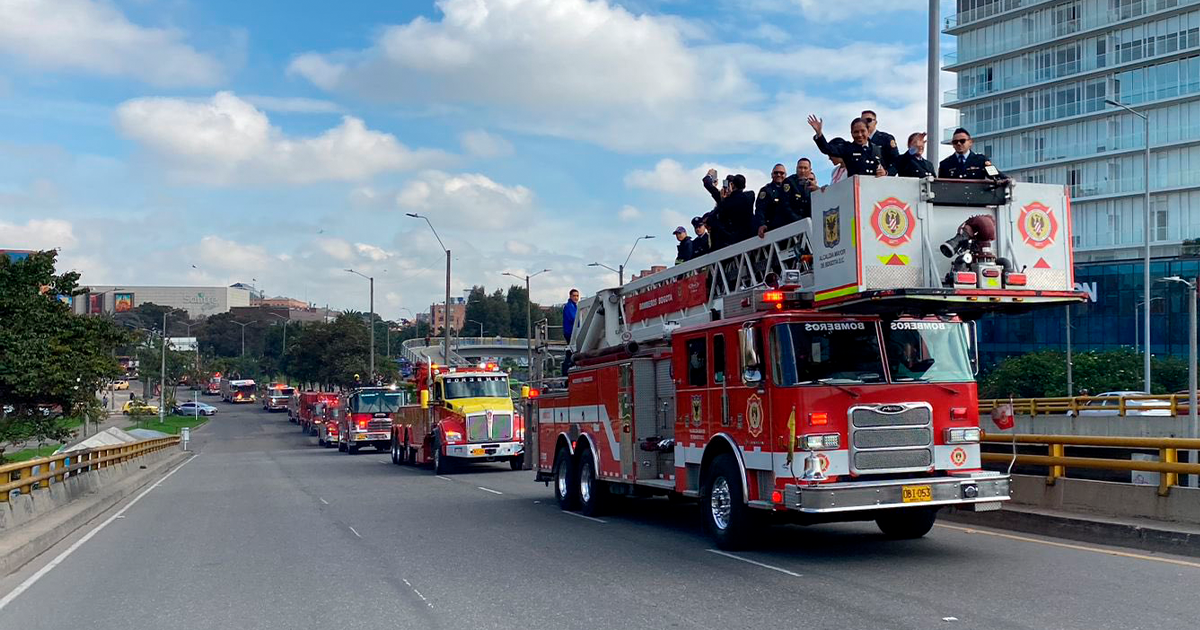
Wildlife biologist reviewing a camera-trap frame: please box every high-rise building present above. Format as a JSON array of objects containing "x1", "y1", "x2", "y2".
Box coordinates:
[
  {"x1": 944, "y1": 0, "x2": 1200, "y2": 366},
  {"x1": 430, "y1": 298, "x2": 466, "y2": 332}
]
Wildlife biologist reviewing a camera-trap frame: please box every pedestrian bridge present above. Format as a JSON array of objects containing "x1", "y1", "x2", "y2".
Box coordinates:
[{"x1": 400, "y1": 337, "x2": 568, "y2": 366}]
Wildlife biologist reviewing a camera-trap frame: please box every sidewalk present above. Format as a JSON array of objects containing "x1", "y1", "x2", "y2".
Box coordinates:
[{"x1": 944, "y1": 503, "x2": 1200, "y2": 558}]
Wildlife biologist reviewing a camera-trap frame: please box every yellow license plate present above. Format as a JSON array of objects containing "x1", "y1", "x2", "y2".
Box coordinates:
[
  {"x1": 471, "y1": 448, "x2": 486, "y2": 455},
  {"x1": 902, "y1": 485, "x2": 933, "y2": 503},
  {"x1": 355, "y1": 434, "x2": 368, "y2": 440}
]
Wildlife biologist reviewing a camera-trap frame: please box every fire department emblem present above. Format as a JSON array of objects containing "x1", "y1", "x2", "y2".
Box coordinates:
[
  {"x1": 691, "y1": 395, "x2": 702, "y2": 427},
  {"x1": 746, "y1": 395, "x2": 763, "y2": 438},
  {"x1": 823, "y1": 207, "x2": 840, "y2": 248},
  {"x1": 869, "y1": 197, "x2": 915, "y2": 247},
  {"x1": 950, "y1": 447, "x2": 967, "y2": 467},
  {"x1": 1017, "y1": 202, "x2": 1058, "y2": 250}
]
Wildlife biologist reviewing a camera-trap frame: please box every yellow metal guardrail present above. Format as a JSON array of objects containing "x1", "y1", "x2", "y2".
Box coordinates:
[
  {"x1": 978, "y1": 394, "x2": 1196, "y2": 417},
  {"x1": 980, "y1": 432, "x2": 1200, "y2": 496},
  {"x1": 0, "y1": 436, "x2": 180, "y2": 502}
]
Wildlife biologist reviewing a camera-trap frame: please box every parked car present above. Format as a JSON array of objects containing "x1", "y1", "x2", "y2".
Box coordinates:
[
  {"x1": 175, "y1": 401, "x2": 218, "y2": 416},
  {"x1": 112, "y1": 380, "x2": 129, "y2": 391},
  {"x1": 122, "y1": 400, "x2": 158, "y2": 415},
  {"x1": 1072, "y1": 390, "x2": 1172, "y2": 417}
]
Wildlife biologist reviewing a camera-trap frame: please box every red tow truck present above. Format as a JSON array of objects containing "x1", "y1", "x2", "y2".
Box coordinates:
[{"x1": 536, "y1": 176, "x2": 1085, "y2": 548}]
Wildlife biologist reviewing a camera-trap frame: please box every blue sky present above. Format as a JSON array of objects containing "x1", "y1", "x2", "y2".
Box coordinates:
[{"x1": 0, "y1": 0, "x2": 957, "y2": 316}]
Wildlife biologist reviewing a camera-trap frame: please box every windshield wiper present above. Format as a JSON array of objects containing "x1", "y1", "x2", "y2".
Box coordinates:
[
  {"x1": 896, "y1": 376, "x2": 960, "y2": 395},
  {"x1": 797, "y1": 378, "x2": 862, "y2": 398}
]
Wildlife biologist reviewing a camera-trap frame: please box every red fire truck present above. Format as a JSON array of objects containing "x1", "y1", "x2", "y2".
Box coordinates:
[
  {"x1": 261, "y1": 383, "x2": 295, "y2": 412},
  {"x1": 220, "y1": 378, "x2": 256, "y2": 404},
  {"x1": 298, "y1": 391, "x2": 340, "y2": 435},
  {"x1": 205, "y1": 373, "x2": 222, "y2": 396},
  {"x1": 535, "y1": 176, "x2": 1084, "y2": 548},
  {"x1": 316, "y1": 402, "x2": 342, "y2": 448},
  {"x1": 337, "y1": 386, "x2": 403, "y2": 454},
  {"x1": 391, "y1": 362, "x2": 523, "y2": 473}
]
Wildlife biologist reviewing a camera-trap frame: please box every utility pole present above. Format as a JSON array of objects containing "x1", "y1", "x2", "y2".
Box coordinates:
[
  {"x1": 1065, "y1": 304, "x2": 1073, "y2": 396},
  {"x1": 504, "y1": 270, "x2": 550, "y2": 381},
  {"x1": 408, "y1": 213, "x2": 453, "y2": 365},
  {"x1": 346, "y1": 269, "x2": 376, "y2": 380},
  {"x1": 233, "y1": 321, "x2": 255, "y2": 357},
  {"x1": 927, "y1": 0, "x2": 940, "y2": 164},
  {"x1": 1107, "y1": 98, "x2": 1152, "y2": 392},
  {"x1": 160, "y1": 312, "x2": 167, "y2": 424}
]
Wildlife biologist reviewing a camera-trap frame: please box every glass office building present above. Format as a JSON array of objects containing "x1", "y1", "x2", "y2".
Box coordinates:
[{"x1": 944, "y1": 0, "x2": 1200, "y2": 365}]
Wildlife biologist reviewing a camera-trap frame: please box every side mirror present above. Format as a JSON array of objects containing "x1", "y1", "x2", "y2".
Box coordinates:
[
  {"x1": 740, "y1": 325, "x2": 763, "y2": 384},
  {"x1": 420, "y1": 389, "x2": 430, "y2": 409}
]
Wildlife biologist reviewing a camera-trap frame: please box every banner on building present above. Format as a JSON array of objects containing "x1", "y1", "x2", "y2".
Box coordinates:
[
  {"x1": 114, "y1": 292, "x2": 134, "y2": 313},
  {"x1": 88, "y1": 293, "x2": 105, "y2": 314}
]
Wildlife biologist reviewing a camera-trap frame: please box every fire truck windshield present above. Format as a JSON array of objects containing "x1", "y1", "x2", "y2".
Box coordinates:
[
  {"x1": 233, "y1": 384, "x2": 255, "y2": 395},
  {"x1": 444, "y1": 376, "x2": 509, "y2": 399},
  {"x1": 350, "y1": 392, "x2": 404, "y2": 413},
  {"x1": 273, "y1": 387, "x2": 294, "y2": 397},
  {"x1": 770, "y1": 322, "x2": 885, "y2": 385},
  {"x1": 883, "y1": 321, "x2": 974, "y2": 383}
]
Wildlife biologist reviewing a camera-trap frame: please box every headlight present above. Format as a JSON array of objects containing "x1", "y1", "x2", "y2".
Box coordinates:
[
  {"x1": 444, "y1": 431, "x2": 463, "y2": 443},
  {"x1": 802, "y1": 434, "x2": 840, "y2": 450},
  {"x1": 945, "y1": 427, "x2": 981, "y2": 444}
]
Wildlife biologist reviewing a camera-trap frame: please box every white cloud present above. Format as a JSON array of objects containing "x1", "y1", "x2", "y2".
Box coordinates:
[
  {"x1": 625, "y1": 159, "x2": 770, "y2": 199},
  {"x1": 0, "y1": 217, "x2": 77, "y2": 249},
  {"x1": 241, "y1": 95, "x2": 344, "y2": 114},
  {"x1": 459, "y1": 129, "x2": 514, "y2": 158},
  {"x1": 787, "y1": 0, "x2": 925, "y2": 22},
  {"x1": 506, "y1": 240, "x2": 533, "y2": 255},
  {"x1": 115, "y1": 92, "x2": 450, "y2": 185},
  {"x1": 618, "y1": 205, "x2": 642, "y2": 222},
  {"x1": 289, "y1": 0, "x2": 704, "y2": 110},
  {"x1": 0, "y1": 0, "x2": 222, "y2": 86},
  {"x1": 394, "y1": 171, "x2": 535, "y2": 231}
]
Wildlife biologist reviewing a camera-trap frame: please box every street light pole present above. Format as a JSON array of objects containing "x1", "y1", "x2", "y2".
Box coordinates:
[
  {"x1": 589, "y1": 236, "x2": 654, "y2": 287},
  {"x1": 346, "y1": 269, "x2": 375, "y2": 380},
  {"x1": 927, "y1": 0, "x2": 940, "y2": 165},
  {"x1": 1107, "y1": 98, "x2": 1152, "y2": 392},
  {"x1": 1161, "y1": 276, "x2": 1198, "y2": 487},
  {"x1": 233, "y1": 321, "x2": 255, "y2": 357},
  {"x1": 407, "y1": 213, "x2": 452, "y2": 365},
  {"x1": 468, "y1": 319, "x2": 484, "y2": 338},
  {"x1": 504, "y1": 270, "x2": 550, "y2": 379},
  {"x1": 160, "y1": 312, "x2": 166, "y2": 424}
]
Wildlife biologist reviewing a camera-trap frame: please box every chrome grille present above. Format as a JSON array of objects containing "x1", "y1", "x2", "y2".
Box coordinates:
[
  {"x1": 853, "y1": 427, "x2": 931, "y2": 449},
  {"x1": 367, "y1": 419, "x2": 391, "y2": 432},
  {"x1": 467, "y1": 413, "x2": 513, "y2": 442},
  {"x1": 849, "y1": 403, "x2": 933, "y2": 473}
]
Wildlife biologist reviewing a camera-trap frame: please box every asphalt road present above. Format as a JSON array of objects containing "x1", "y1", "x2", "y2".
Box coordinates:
[{"x1": 2, "y1": 401, "x2": 1199, "y2": 630}]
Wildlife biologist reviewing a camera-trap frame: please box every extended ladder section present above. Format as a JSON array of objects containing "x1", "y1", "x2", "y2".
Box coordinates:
[{"x1": 571, "y1": 176, "x2": 1083, "y2": 355}]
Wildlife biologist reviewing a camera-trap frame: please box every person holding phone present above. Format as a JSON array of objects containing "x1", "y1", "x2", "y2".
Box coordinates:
[
  {"x1": 702, "y1": 169, "x2": 753, "y2": 249},
  {"x1": 783, "y1": 157, "x2": 818, "y2": 221}
]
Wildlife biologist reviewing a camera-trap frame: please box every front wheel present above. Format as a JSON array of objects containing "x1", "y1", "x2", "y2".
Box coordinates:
[
  {"x1": 433, "y1": 442, "x2": 451, "y2": 474},
  {"x1": 876, "y1": 507, "x2": 939, "y2": 539},
  {"x1": 390, "y1": 437, "x2": 401, "y2": 465},
  {"x1": 347, "y1": 441, "x2": 360, "y2": 454},
  {"x1": 337, "y1": 437, "x2": 347, "y2": 452},
  {"x1": 703, "y1": 454, "x2": 753, "y2": 550},
  {"x1": 509, "y1": 455, "x2": 523, "y2": 471}
]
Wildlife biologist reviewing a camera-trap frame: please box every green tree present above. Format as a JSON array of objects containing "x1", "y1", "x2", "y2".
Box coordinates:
[
  {"x1": 0, "y1": 251, "x2": 131, "y2": 460},
  {"x1": 980, "y1": 348, "x2": 1189, "y2": 399},
  {"x1": 115, "y1": 302, "x2": 190, "y2": 334}
]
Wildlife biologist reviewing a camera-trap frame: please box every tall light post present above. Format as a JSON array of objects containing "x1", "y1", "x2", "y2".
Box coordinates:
[
  {"x1": 927, "y1": 0, "x2": 940, "y2": 164},
  {"x1": 468, "y1": 319, "x2": 485, "y2": 338},
  {"x1": 346, "y1": 269, "x2": 375, "y2": 380},
  {"x1": 1106, "y1": 98, "x2": 1152, "y2": 393},
  {"x1": 233, "y1": 320, "x2": 256, "y2": 357},
  {"x1": 589, "y1": 235, "x2": 654, "y2": 286},
  {"x1": 177, "y1": 320, "x2": 200, "y2": 385},
  {"x1": 503, "y1": 268, "x2": 550, "y2": 473},
  {"x1": 1135, "y1": 297, "x2": 1164, "y2": 354},
  {"x1": 503, "y1": 269, "x2": 550, "y2": 377},
  {"x1": 159, "y1": 312, "x2": 166, "y2": 425},
  {"x1": 1161, "y1": 276, "x2": 1198, "y2": 487},
  {"x1": 407, "y1": 213, "x2": 452, "y2": 364},
  {"x1": 268, "y1": 312, "x2": 289, "y2": 355}
]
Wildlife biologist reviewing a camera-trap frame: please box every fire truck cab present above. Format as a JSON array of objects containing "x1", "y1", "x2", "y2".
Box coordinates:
[
  {"x1": 391, "y1": 363, "x2": 524, "y2": 474},
  {"x1": 337, "y1": 387, "x2": 402, "y2": 454},
  {"x1": 262, "y1": 383, "x2": 295, "y2": 412},
  {"x1": 536, "y1": 175, "x2": 1084, "y2": 549}
]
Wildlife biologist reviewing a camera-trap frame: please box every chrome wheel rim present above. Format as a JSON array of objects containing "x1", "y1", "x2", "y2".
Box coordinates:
[
  {"x1": 710, "y1": 477, "x2": 732, "y2": 531},
  {"x1": 579, "y1": 461, "x2": 593, "y2": 505},
  {"x1": 556, "y1": 460, "x2": 568, "y2": 499}
]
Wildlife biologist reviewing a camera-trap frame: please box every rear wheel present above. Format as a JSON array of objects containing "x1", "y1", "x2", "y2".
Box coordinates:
[
  {"x1": 876, "y1": 507, "x2": 938, "y2": 539},
  {"x1": 337, "y1": 436, "x2": 347, "y2": 452},
  {"x1": 553, "y1": 447, "x2": 578, "y2": 510},
  {"x1": 509, "y1": 455, "x2": 523, "y2": 471},
  {"x1": 390, "y1": 436, "x2": 401, "y2": 465},
  {"x1": 318, "y1": 435, "x2": 325, "y2": 447},
  {"x1": 577, "y1": 452, "x2": 606, "y2": 516},
  {"x1": 703, "y1": 454, "x2": 752, "y2": 550},
  {"x1": 347, "y1": 440, "x2": 360, "y2": 454}
]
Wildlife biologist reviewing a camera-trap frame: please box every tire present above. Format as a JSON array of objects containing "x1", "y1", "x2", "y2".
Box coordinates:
[
  {"x1": 552, "y1": 447, "x2": 578, "y2": 510},
  {"x1": 577, "y1": 452, "x2": 607, "y2": 517},
  {"x1": 405, "y1": 444, "x2": 416, "y2": 466},
  {"x1": 390, "y1": 436, "x2": 401, "y2": 465},
  {"x1": 433, "y1": 441, "x2": 451, "y2": 474},
  {"x1": 318, "y1": 435, "x2": 325, "y2": 447},
  {"x1": 702, "y1": 454, "x2": 752, "y2": 550},
  {"x1": 338, "y1": 437, "x2": 347, "y2": 452},
  {"x1": 875, "y1": 507, "x2": 939, "y2": 540},
  {"x1": 347, "y1": 441, "x2": 360, "y2": 454},
  {"x1": 509, "y1": 455, "x2": 523, "y2": 471}
]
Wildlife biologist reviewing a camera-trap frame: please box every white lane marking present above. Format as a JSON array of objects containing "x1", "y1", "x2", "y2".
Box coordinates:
[
  {"x1": 706, "y1": 549, "x2": 802, "y2": 577},
  {"x1": 935, "y1": 523, "x2": 1200, "y2": 569},
  {"x1": 402, "y1": 578, "x2": 434, "y2": 609},
  {"x1": 943, "y1": 617, "x2": 959, "y2": 622},
  {"x1": 477, "y1": 486, "x2": 503, "y2": 495},
  {"x1": 563, "y1": 511, "x2": 606, "y2": 524},
  {"x1": 319, "y1": 497, "x2": 329, "y2": 505},
  {"x1": 0, "y1": 453, "x2": 199, "y2": 612},
  {"x1": 349, "y1": 526, "x2": 362, "y2": 539},
  {"x1": 435, "y1": 475, "x2": 453, "y2": 481}
]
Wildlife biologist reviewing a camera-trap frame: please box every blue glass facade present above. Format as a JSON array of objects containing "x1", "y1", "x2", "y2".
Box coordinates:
[{"x1": 979, "y1": 256, "x2": 1200, "y2": 366}]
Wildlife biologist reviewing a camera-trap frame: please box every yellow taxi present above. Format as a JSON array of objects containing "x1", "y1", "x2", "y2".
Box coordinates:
[
  {"x1": 122, "y1": 400, "x2": 158, "y2": 415},
  {"x1": 113, "y1": 379, "x2": 130, "y2": 391}
]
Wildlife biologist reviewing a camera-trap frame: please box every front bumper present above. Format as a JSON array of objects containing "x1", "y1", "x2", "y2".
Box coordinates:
[
  {"x1": 445, "y1": 442, "x2": 523, "y2": 459},
  {"x1": 351, "y1": 432, "x2": 390, "y2": 442},
  {"x1": 783, "y1": 472, "x2": 1010, "y2": 514}
]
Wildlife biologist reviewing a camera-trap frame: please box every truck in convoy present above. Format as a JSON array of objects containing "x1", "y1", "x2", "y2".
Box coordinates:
[
  {"x1": 220, "y1": 378, "x2": 257, "y2": 404},
  {"x1": 535, "y1": 176, "x2": 1084, "y2": 549},
  {"x1": 205, "y1": 373, "x2": 222, "y2": 396},
  {"x1": 316, "y1": 402, "x2": 343, "y2": 448},
  {"x1": 298, "y1": 391, "x2": 341, "y2": 435},
  {"x1": 262, "y1": 383, "x2": 295, "y2": 412},
  {"x1": 391, "y1": 362, "x2": 524, "y2": 473},
  {"x1": 337, "y1": 387, "x2": 403, "y2": 454}
]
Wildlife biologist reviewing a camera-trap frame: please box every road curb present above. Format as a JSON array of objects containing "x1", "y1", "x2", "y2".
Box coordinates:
[
  {"x1": 942, "y1": 506, "x2": 1200, "y2": 558},
  {"x1": 0, "y1": 448, "x2": 191, "y2": 577}
]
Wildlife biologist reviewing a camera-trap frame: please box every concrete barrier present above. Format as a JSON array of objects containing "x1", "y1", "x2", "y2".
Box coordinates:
[
  {"x1": 0, "y1": 447, "x2": 189, "y2": 577},
  {"x1": 1008, "y1": 414, "x2": 1199, "y2": 438}
]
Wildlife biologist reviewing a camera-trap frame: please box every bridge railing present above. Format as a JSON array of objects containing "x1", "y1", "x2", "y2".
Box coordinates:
[
  {"x1": 0, "y1": 436, "x2": 180, "y2": 501},
  {"x1": 978, "y1": 394, "x2": 1194, "y2": 417},
  {"x1": 981, "y1": 432, "x2": 1200, "y2": 496}
]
